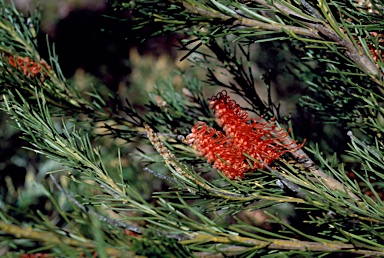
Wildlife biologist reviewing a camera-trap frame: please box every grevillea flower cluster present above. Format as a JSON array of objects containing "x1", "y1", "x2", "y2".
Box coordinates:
[
  {"x1": 5, "y1": 54, "x2": 51, "y2": 81},
  {"x1": 186, "y1": 90, "x2": 304, "y2": 179}
]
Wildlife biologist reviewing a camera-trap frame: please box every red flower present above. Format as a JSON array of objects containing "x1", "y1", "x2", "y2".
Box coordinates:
[
  {"x1": 187, "y1": 90, "x2": 304, "y2": 179},
  {"x1": 187, "y1": 121, "x2": 249, "y2": 179},
  {"x1": 5, "y1": 54, "x2": 51, "y2": 81}
]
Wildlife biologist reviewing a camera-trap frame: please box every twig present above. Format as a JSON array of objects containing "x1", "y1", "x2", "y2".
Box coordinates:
[
  {"x1": 287, "y1": 141, "x2": 361, "y2": 201},
  {"x1": 252, "y1": 0, "x2": 382, "y2": 84},
  {"x1": 136, "y1": 131, "x2": 186, "y2": 140},
  {"x1": 99, "y1": 182, "x2": 124, "y2": 200},
  {"x1": 144, "y1": 167, "x2": 178, "y2": 181},
  {"x1": 0, "y1": 221, "x2": 126, "y2": 257},
  {"x1": 144, "y1": 167, "x2": 197, "y2": 194},
  {"x1": 284, "y1": 138, "x2": 361, "y2": 201},
  {"x1": 299, "y1": 0, "x2": 324, "y2": 20},
  {"x1": 2, "y1": 220, "x2": 383, "y2": 257},
  {"x1": 182, "y1": 232, "x2": 384, "y2": 255},
  {"x1": 258, "y1": 155, "x2": 307, "y2": 199},
  {"x1": 179, "y1": 1, "x2": 322, "y2": 39},
  {"x1": 347, "y1": 130, "x2": 382, "y2": 160},
  {"x1": 180, "y1": 0, "x2": 382, "y2": 86},
  {"x1": 50, "y1": 174, "x2": 191, "y2": 241},
  {"x1": 49, "y1": 174, "x2": 143, "y2": 234},
  {"x1": 257, "y1": 117, "x2": 361, "y2": 201}
]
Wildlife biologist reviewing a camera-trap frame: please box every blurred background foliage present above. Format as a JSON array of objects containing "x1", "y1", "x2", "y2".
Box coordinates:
[{"x1": 0, "y1": 0, "x2": 372, "y2": 256}]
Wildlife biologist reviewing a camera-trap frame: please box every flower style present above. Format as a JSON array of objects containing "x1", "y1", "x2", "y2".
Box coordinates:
[
  {"x1": 5, "y1": 54, "x2": 51, "y2": 81},
  {"x1": 187, "y1": 90, "x2": 304, "y2": 179},
  {"x1": 186, "y1": 121, "x2": 250, "y2": 179}
]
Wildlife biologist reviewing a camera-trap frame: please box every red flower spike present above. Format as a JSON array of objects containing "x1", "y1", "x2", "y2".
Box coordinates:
[
  {"x1": 188, "y1": 91, "x2": 305, "y2": 179},
  {"x1": 186, "y1": 122, "x2": 250, "y2": 179},
  {"x1": 5, "y1": 54, "x2": 51, "y2": 81}
]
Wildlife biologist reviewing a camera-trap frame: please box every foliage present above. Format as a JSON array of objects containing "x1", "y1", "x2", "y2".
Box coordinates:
[{"x1": 1, "y1": 0, "x2": 384, "y2": 257}]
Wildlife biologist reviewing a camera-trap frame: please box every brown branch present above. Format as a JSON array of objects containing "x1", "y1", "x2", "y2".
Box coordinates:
[
  {"x1": 286, "y1": 139, "x2": 361, "y2": 201},
  {"x1": 277, "y1": 127, "x2": 361, "y2": 202},
  {"x1": 3, "y1": 220, "x2": 383, "y2": 256},
  {"x1": 49, "y1": 174, "x2": 143, "y2": 234},
  {"x1": 179, "y1": 0, "x2": 383, "y2": 87},
  {"x1": 185, "y1": 233, "x2": 384, "y2": 256},
  {"x1": 258, "y1": 154, "x2": 307, "y2": 199},
  {"x1": 180, "y1": 1, "x2": 322, "y2": 39},
  {"x1": 250, "y1": 0, "x2": 382, "y2": 85},
  {"x1": 0, "y1": 222, "x2": 130, "y2": 257}
]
